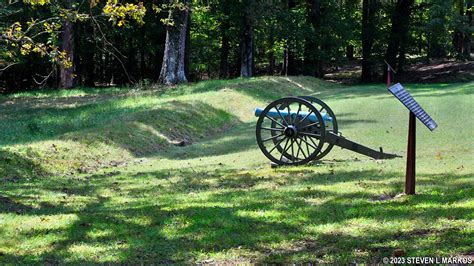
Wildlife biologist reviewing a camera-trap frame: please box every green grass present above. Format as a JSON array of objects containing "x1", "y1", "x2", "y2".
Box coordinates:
[{"x1": 0, "y1": 77, "x2": 473, "y2": 263}]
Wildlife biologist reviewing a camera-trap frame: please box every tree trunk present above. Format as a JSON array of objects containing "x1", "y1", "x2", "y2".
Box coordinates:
[
  {"x1": 287, "y1": 46, "x2": 297, "y2": 75},
  {"x1": 75, "y1": 21, "x2": 95, "y2": 87},
  {"x1": 304, "y1": 0, "x2": 324, "y2": 78},
  {"x1": 159, "y1": 0, "x2": 190, "y2": 85},
  {"x1": 346, "y1": 45, "x2": 354, "y2": 60},
  {"x1": 185, "y1": 9, "x2": 191, "y2": 79},
  {"x1": 453, "y1": 0, "x2": 464, "y2": 54},
  {"x1": 267, "y1": 30, "x2": 275, "y2": 75},
  {"x1": 127, "y1": 35, "x2": 135, "y2": 82},
  {"x1": 59, "y1": 16, "x2": 74, "y2": 88},
  {"x1": 384, "y1": 0, "x2": 415, "y2": 76},
  {"x1": 361, "y1": 0, "x2": 378, "y2": 83},
  {"x1": 268, "y1": 51, "x2": 275, "y2": 75},
  {"x1": 463, "y1": 0, "x2": 472, "y2": 59},
  {"x1": 240, "y1": 2, "x2": 254, "y2": 78},
  {"x1": 140, "y1": 47, "x2": 146, "y2": 80},
  {"x1": 282, "y1": 46, "x2": 289, "y2": 76},
  {"x1": 384, "y1": 0, "x2": 414, "y2": 76},
  {"x1": 219, "y1": 20, "x2": 230, "y2": 79},
  {"x1": 85, "y1": 22, "x2": 95, "y2": 87}
]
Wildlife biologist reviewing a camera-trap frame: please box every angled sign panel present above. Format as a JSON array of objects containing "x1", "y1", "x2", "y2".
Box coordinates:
[{"x1": 389, "y1": 83, "x2": 438, "y2": 131}]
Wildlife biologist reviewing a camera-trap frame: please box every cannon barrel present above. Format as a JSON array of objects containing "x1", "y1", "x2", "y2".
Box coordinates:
[
  {"x1": 255, "y1": 107, "x2": 333, "y2": 123},
  {"x1": 254, "y1": 96, "x2": 400, "y2": 165}
]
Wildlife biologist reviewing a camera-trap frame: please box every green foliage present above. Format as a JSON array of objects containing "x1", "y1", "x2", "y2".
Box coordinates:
[
  {"x1": 0, "y1": 0, "x2": 473, "y2": 90},
  {"x1": 427, "y1": 0, "x2": 454, "y2": 58}
]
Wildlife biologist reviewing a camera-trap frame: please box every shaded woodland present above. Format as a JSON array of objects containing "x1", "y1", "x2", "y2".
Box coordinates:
[{"x1": 0, "y1": 0, "x2": 472, "y2": 92}]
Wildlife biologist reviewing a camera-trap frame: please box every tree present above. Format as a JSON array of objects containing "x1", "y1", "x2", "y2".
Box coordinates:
[
  {"x1": 427, "y1": 0, "x2": 452, "y2": 58},
  {"x1": 0, "y1": 0, "x2": 147, "y2": 89},
  {"x1": 384, "y1": 0, "x2": 414, "y2": 75},
  {"x1": 218, "y1": 0, "x2": 231, "y2": 79},
  {"x1": 59, "y1": 0, "x2": 74, "y2": 88},
  {"x1": 463, "y1": 0, "x2": 472, "y2": 59},
  {"x1": 159, "y1": 0, "x2": 190, "y2": 85},
  {"x1": 282, "y1": 0, "x2": 297, "y2": 76},
  {"x1": 239, "y1": 0, "x2": 254, "y2": 78},
  {"x1": 361, "y1": 0, "x2": 378, "y2": 82},
  {"x1": 304, "y1": 0, "x2": 323, "y2": 78}
]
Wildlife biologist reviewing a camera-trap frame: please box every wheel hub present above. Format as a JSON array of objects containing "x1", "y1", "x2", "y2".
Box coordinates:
[{"x1": 284, "y1": 125, "x2": 298, "y2": 138}]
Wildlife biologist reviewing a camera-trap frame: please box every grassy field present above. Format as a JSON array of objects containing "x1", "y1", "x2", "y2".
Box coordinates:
[{"x1": 0, "y1": 77, "x2": 473, "y2": 263}]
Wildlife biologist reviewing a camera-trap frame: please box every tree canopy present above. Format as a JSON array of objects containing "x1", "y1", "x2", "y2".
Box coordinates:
[{"x1": 0, "y1": 0, "x2": 472, "y2": 91}]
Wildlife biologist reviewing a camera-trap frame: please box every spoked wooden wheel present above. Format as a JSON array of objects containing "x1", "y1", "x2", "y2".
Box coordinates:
[
  {"x1": 299, "y1": 96, "x2": 338, "y2": 160},
  {"x1": 256, "y1": 97, "x2": 326, "y2": 165}
]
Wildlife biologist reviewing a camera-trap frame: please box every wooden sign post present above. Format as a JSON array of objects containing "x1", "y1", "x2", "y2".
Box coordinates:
[
  {"x1": 406, "y1": 111, "x2": 416, "y2": 194},
  {"x1": 388, "y1": 83, "x2": 438, "y2": 195},
  {"x1": 386, "y1": 62, "x2": 437, "y2": 195}
]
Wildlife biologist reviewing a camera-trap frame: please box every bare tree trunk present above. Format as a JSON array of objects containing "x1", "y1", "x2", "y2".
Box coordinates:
[
  {"x1": 218, "y1": 1, "x2": 231, "y2": 79},
  {"x1": 463, "y1": 0, "x2": 472, "y2": 59},
  {"x1": 346, "y1": 45, "x2": 354, "y2": 60},
  {"x1": 240, "y1": 1, "x2": 254, "y2": 78},
  {"x1": 268, "y1": 51, "x2": 275, "y2": 75},
  {"x1": 286, "y1": 0, "x2": 297, "y2": 75},
  {"x1": 140, "y1": 46, "x2": 146, "y2": 80},
  {"x1": 361, "y1": 0, "x2": 378, "y2": 83},
  {"x1": 453, "y1": 0, "x2": 464, "y2": 54},
  {"x1": 184, "y1": 9, "x2": 191, "y2": 80},
  {"x1": 159, "y1": 0, "x2": 190, "y2": 85},
  {"x1": 219, "y1": 21, "x2": 230, "y2": 79},
  {"x1": 282, "y1": 46, "x2": 288, "y2": 76},
  {"x1": 267, "y1": 29, "x2": 275, "y2": 75},
  {"x1": 304, "y1": 0, "x2": 324, "y2": 78},
  {"x1": 59, "y1": 17, "x2": 74, "y2": 88},
  {"x1": 384, "y1": 0, "x2": 414, "y2": 76}
]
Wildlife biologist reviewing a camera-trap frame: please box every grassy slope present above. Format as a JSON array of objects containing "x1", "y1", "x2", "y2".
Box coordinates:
[{"x1": 0, "y1": 77, "x2": 473, "y2": 263}]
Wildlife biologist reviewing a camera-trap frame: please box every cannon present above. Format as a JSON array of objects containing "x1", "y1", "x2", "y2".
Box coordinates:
[{"x1": 254, "y1": 96, "x2": 400, "y2": 165}]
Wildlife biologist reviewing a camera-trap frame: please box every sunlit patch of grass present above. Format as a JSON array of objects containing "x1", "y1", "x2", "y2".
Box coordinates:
[{"x1": 0, "y1": 77, "x2": 472, "y2": 263}]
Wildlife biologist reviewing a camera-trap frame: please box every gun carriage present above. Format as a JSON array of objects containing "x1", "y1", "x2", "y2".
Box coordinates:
[{"x1": 255, "y1": 96, "x2": 399, "y2": 165}]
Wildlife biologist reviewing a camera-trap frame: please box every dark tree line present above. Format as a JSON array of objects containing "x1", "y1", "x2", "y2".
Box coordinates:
[{"x1": 0, "y1": 0, "x2": 472, "y2": 92}]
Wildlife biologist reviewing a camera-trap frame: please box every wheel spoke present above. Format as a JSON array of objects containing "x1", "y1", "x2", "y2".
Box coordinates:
[
  {"x1": 290, "y1": 138, "x2": 295, "y2": 161},
  {"x1": 295, "y1": 138, "x2": 301, "y2": 159},
  {"x1": 275, "y1": 106, "x2": 288, "y2": 126},
  {"x1": 299, "y1": 132, "x2": 321, "y2": 138},
  {"x1": 308, "y1": 135, "x2": 319, "y2": 151},
  {"x1": 283, "y1": 138, "x2": 292, "y2": 154},
  {"x1": 296, "y1": 138, "x2": 307, "y2": 159},
  {"x1": 280, "y1": 138, "x2": 290, "y2": 161},
  {"x1": 261, "y1": 127, "x2": 284, "y2": 132},
  {"x1": 287, "y1": 105, "x2": 292, "y2": 124},
  {"x1": 294, "y1": 103, "x2": 302, "y2": 124},
  {"x1": 263, "y1": 133, "x2": 284, "y2": 142},
  {"x1": 298, "y1": 136, "x2": 318, "y2": 150},
  {"x1": 304, "y1": 135, "x2": 310, "y2": 156},
  {"x1": 265, "y1": 114, "x2": 285, "y2": 128},
  {"x1": 299, "y1": 122, "x2": 320, "y2": 130},
  {"x1": 268, "y1": 137, "x2": 286, "y2": 154},
  {"x1": 296, "y1": 110, "x2": 313, "y2": 126}
]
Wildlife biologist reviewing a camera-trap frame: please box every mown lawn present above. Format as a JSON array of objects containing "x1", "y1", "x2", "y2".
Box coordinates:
[{"x1": 0, "y1": 77, "x2": 473, "y2": 263}]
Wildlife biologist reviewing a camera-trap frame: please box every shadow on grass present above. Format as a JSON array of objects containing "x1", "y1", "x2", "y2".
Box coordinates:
[
  {"x1": 0, "y1": 149, "x2": 49, "y2": 179},
  {"x1": 0, "y1": 100, "x2": 239, "y2": 158},
  {"x1": 0, "y1": 96, "x2": 151, "y2": 146},
  {"x1": 83, "y1": 101, "x2": 239, "y2": 157},
  {"x1": 1, "y1": 166, "x2": 472, "y2": 263},
  {"x1": 156, "y1": 115, "x2": 384, "y2": 161}
]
